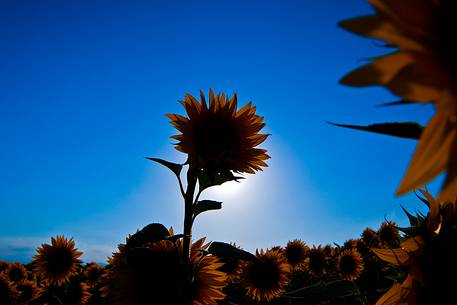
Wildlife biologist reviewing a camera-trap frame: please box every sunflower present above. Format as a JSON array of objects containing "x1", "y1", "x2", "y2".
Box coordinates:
[
  {"x1": 33, "y1": 235, "x2": 83, "y2": 286},
  {"x1": 0, "y1": 273, "x2": 18, "y2": 305},
  {"x1": 337, "y1": 249, "x2": 364, "y2": 281},
  {"x1": 372, "y1": 189, "x2": 457, "y2": 305},
  {"x1": 361, "y1": 227, "x2": 380, "y2": 247},
  {"x1": 83, "y1": 263, "x2": 104, "y2": 284},
  {"x1": 342, "y1": 239, "x2": 359, "y2": 250},
  {"x1": 340, "y1": 0, "x2": 457, "y2": 202},
  {"x1": 102, "y1": 235, "x2": 226, "y2": 305},
  {"x1": 218, "y1": 243, "x2": 244, "y2": 283},
  {"x1": 306, "y1": 246, "x2": 328, "y2": 278},
  {"x1": 284, "y1": 239, "x2": 309, "y2": 271},
  {"x1": 378, "y1": 221, "x2": 400, "y2": 247},
  {"x1": 5, "y1": 262, "x2": 27, "y2": 282},
  {"x1": 167, "y1": 89, "x2": 270, "y2": 175},
  {"x1": 15, "y1": 279, "x2": 43, "y2": 304},
  {"x1": 242, "y1": 249, "x2": 290, "y2": 302}
]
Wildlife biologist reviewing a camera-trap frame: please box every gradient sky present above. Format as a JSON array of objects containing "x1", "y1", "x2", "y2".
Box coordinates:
[{"x1": 1, "y1": 0, "x2": 440, "y2": 262}]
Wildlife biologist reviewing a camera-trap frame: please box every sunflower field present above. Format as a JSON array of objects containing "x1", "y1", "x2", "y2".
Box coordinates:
[{"x1": 2, "y1": 0, "x2": 457, "y2": 305}]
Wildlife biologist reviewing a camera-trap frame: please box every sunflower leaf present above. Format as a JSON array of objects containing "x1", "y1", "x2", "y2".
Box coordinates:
[
  {"x1": 193, "y1": 200, "x2": 222, "y2": 218},
  {"x1": 146, "y1": 157, "x2": 183, "y2": 177},
  {"x1": 197, "y1": 170, "x2": 244, "y2": 193},
  {"x1": 400, "y1": 205, "x2": 419, "y2": 227},
  {"x1": 376, "y1": 99, "x2": 417, "y2": 107},
  {"x1": 208, "y1": 241, "x2": 257, "y2": 262},
  {"x1": 328, "y1": 121, "x2": 423, "y2": 140},
  {"x1": 285, "y1": 280, "x2": 360, "y2": 303}
]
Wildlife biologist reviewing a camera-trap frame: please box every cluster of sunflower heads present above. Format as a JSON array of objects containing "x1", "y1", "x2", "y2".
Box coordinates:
[
  {"x1": 0, "y1": 235, "x2": 103, "y2": 305},
  {"x1": 370, "y1": 189, "x2": 457, "y2": 305}
]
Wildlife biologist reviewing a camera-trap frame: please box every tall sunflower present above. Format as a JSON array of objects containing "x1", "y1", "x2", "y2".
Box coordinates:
[
  {"x1": 167, "y1": 89, "x2": 270, "y2": 175},
  {"x1": 102, "y1": 236, "x2": 226, "y2": 305},
  {"x1": 340, "y1": 0, "x2": 457, "y2": 203},
  {"x1": 33, "y1": 235, "x2": 83, "y2": 286},
  {"x1": 242, "y1": 249, "x2": 290, "y2": 302}
]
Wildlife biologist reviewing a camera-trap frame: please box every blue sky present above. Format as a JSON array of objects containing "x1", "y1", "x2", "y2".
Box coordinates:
[{"x1": 1, "y1": 0, "x2": 438, "y2": 262}]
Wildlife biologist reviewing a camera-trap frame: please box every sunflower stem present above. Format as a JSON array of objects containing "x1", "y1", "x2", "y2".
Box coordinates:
[{"x1": 183, "y1": 166, "x2": 197, "y2": 260}]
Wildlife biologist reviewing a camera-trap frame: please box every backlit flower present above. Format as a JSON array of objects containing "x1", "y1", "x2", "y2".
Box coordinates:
[
  {"x1": 167, "y1": 89, "x2": 270, "y2": 175},
  {"x1": 337, "y1": 249, "x2": 364, "y2": 281},
  {"x1": 242, "y1": 249, "x2": 290, "y2": 302},
  {"x1": 33, "y1": 235, "x2": 83, "y2": 286},
  {"x1": 284, "y1": 239, "x2": 309, "y2": 271}
]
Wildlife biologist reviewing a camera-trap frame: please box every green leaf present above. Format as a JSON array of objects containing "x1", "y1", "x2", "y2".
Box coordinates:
[
  {"x1": 376, "y1": 99, "x2": 417, "y2": 107},
  {"x1": 285, "y1": 280, "x2": 361, "y2": 304},
  {"x1": 193, "y1": 200, "x2": 222, "y2": 218},
  {"x1": 197, "y1": 170, "x2": 244, "y2": 193},
  {"x1": 208, "y1": 241, "x2": 257, "y2": 262},
  {"x1": 328, "y1": 121, "x2": 423, "y2": 140},
  {"x1": 146, "y1": 157, "x2": 183, "y2": 177}
]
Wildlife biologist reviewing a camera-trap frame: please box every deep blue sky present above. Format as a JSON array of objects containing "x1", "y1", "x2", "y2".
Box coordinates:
[{"x1": 1, "y1": 0, "x2": 438, "y2": 262}]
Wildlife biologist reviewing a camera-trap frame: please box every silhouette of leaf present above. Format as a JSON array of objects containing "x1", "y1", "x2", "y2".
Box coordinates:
[
  {"x1": 146, "y1": 157, "x2": 183, "y2": 177},
  {"x1": 208, "y1": 241, "x2": 257, "y2": 262},
  {"x1": 193, "y1": 200, "x2": 222, "y2": 218},
  {"x1": 197, "y1": 170, "x2": 244, "y2": 193},
  {"x1": 328, "y1": 121, "x2": 423, "y2": 139},
  {"x1": 376, "y1": 100, "x2": 417, "y2": 107}
]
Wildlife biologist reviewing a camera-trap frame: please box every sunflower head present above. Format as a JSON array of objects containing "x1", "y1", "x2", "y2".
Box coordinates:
[
  {"x1": 33, "y1": 235, "x2": 83, "y2": 286},
  {"x1": 102, "y1": 228, "x2": 226, "y2": 305},
  {"x1": 378, "y1": 221, "x2": 400, "y2": 247},
  {"x1": 337, "y1": 249, "x2": 364, "y2": 281},
  {"x1": 167, "y1": 89, "x2": 270, "y2": 176},
  {"x1": 284, "y1": 239, "x2": 309, "y2": 271},
  {"x1": 15, "y1": 279, "x2": 43, "y2": 304},
  {"x1": 242, "y1": 249, "x2": 290, "y2": 302},
  {"x1": 306, "y1": 246, "x2": 328, "y2": 278},
  {"x1": 5, "y1": 262, "x2": 27, "y2": 282},
  {"x1": 83, "y1": 263, "x2": 104, "y2": 284},
  {"x1": 361, "y1": 227, "x2": 380, "y2": 247},
  {"x1": 0, "y1": 273, "x2": 18, "y2": 305}
]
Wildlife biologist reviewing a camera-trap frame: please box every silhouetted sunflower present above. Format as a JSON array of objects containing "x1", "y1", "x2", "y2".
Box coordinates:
[
  {"x1": 361, "y1": 227, "x2": 379, "y2": 247},
  {"x1": 306, "y1": 246, "x2": 328, "y2": 278},
  {"x1": 218, "y1": 243, "x2": 244, "y2": 282},
  {"x1": 102, "y1": 236, "x2": 226, "y2": 305},
  {"x1": 342, "y1": 239, "x2": 359, "y2": 250},
  {"x1": 340, "y1": 0, "x2": 457, "y2": 202},
  {"x1": 15, "y1": 279, "x2": 42, "y2": 304},
  {"x1": 284, "y1": 239, "x2": 309, "y2": 271},
  {"x1": 0, "y1": 273, "x2": 18, "y2": 305},
  {"x1": 242, "y1": 249, "x2": 290, "y2": 302},
  {"x1": 33, "y1": 235, "x2": 83, "y2": 286},
  {"x1": 5, "y1": 262, "x2": 27, "y2": 282},
  {"x1": 167, "y1": 89, "x2": 270, "y2": 175},
  {"x1": 337, "y1": 249, "x2": 364, "y2": 281},
  {"x1": 378, "y1": 221, "x2": 400, "y2": 246},
  {"x1": 83, "y1": 263, "x2": 104, "y2": 284}
]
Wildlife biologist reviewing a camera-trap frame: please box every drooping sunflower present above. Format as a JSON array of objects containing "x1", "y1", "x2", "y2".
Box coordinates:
[
  {"x1": 306, "y1": 246, "x2": 328, "y2": 278},
  {"x1": 33, "y1": 235, "x2": 83, "y2": 286},
  {"x1": 167, "y1": 89, "x2": 270, "y2": 175},
  {"x1": 337, "y1": 249, "x2": 364, "y2": 281},
  {"x1": 378, "y1": 221, "x2": 400, "y2": 247},
  {"x1": 0, "y1": 273, "x2": 18, "y2": 305},
  {"x1": 5, "y1": 262, "x2": 27, "y2": 282},
  {"x1": 284, "y1": 239, "x2": 309, "y2": 271},
  {"x1": 340, "y1": 0, "x2": 457, "y2": 202},
  {"x1": 242, "y1": 249, "x2": 290, "y2": 302},
  {"x1": 102, "y1": 233, "x2": 226, "y2": 305}
]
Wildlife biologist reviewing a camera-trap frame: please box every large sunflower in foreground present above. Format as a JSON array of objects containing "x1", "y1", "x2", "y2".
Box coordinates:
[
  {"x1": 340, "y1": 0, "x2": 457, "y2": 202},
  {"x1": 372, "y1": 189, "x2": 457, "y2": 305},
  {"x1": 102, "y1": 234, "x2": 226, "y2": 305},
  {"x1": 242, "y1": 249, "x2": 290, "y2": 302},
  {"x1": 33, "y1": 235, "x2": 83, "y2": 286},
  {"x1": 167, "y1": 89, "x2": 270, "y2": 175}
]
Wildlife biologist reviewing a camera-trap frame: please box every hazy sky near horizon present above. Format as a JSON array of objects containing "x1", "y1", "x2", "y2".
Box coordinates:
[{"x1": 1, "y1": 0, "x2": 439, "y2": 262}]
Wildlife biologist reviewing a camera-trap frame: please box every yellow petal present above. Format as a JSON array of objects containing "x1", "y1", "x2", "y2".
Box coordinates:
[
  {"x1": 372, "y1": 248, "x2": 410, "y2": 266},
  {"x1": 340, "y1": 52, "x2": 415, "y2": 87}
]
